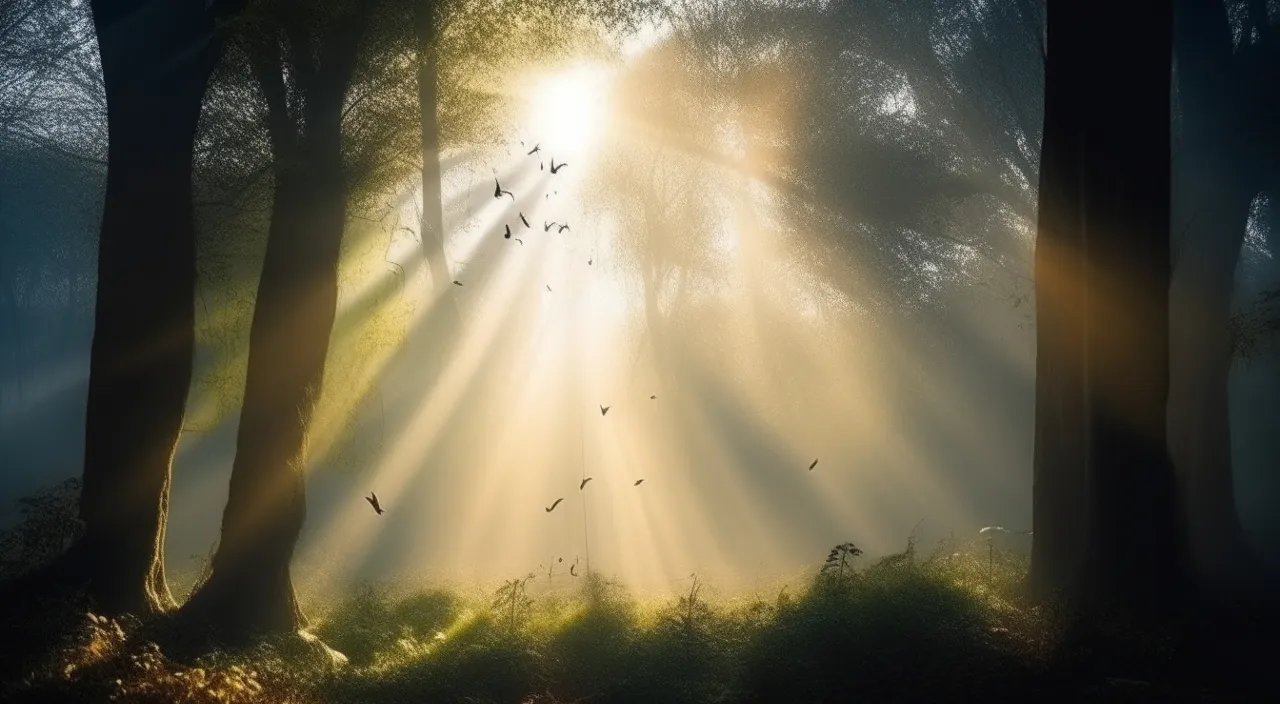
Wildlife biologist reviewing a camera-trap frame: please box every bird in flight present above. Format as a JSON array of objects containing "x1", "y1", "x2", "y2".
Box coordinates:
[
  {"x1": 453, "y1": 280, "x2": 463, "y2": 286},
  {"x1": 546, "y1": 284, "x2": 552, "y2": 292},
  {"x1": 527, "y1": 143, "x2": 541, "y2": 155},
  {"x1": 520, "y1": 212, "x2": 530, "y2": 228},
  {"x1": 514, "y1": 238, "x2": 524, "y2": 245},
  {"x1": 633, "y1": 479, "x2": 645, "y2": 486},
  {"x1": 544, "y1": 220, "x2": 558, "y2": 232},
  {"x1": 550, "y1": 159, "x2": 567, "y2": 174},
  {"x1": 600, "y1": 405, "x2": 610, "y2": 416},
  {"x1": 493, "y1": 178, "x2": 514, "y2": 200},
  {"x1": 580, "y1": 477, "x2": 593, "y2": 490},
  {"x1": 809, "y1": 458, "x2": 818, "y2": 471},
  {"x1": 650, "y1": 395, "x2": 656, "y2": 400},
  {"x1": 545, "y1": 498, "x2": 564, "y2": 513},
  {"x1": 504, "y1": 224, "x2": 512, "y2": 239},
  {"x1": 365, "y1": 492, "x2": 384, "y2": 515},
  {"x1": 557, "y1": 224, "x2": 570, "y2": 233}
]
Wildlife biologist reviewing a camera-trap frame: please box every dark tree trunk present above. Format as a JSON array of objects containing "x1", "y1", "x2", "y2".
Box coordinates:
[
  {"x1": 1031, "y1": 0, "x2": 1188, "y2": 616},
  {"x1": 55, "y1": 0, "x2": 228, "y2": 616},
  {"x1": 1169, "y1": 0, "x2": 1272, "y2": 600},
  {"x1": 1077, "y1": 0, "x2": 1182, "y2": 616},
  {"x1": 1028, "y1": 0, "x2": 1088, "y2": 604},
  {"x1": 1169, "y1": 183, "x2": 1259, "y2": 594},
  {"x1": 181, "y1": 12, "x2": 367, "y2": 642}
]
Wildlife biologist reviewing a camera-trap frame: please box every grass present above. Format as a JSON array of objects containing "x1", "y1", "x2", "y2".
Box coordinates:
[{"x1": 2, "y1": 537, "x2": 1272, "y2": 703}]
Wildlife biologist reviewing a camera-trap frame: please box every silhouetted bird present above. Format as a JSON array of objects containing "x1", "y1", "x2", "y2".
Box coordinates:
[
  {"x1": 453, "y1": 280, "x2": 463, "y2": 286},
  {"x1": 588, "y1": 259, "x2": 593, "y2": 265},
  {"x1": 550, "y1": 159, "x2": 567, "y2": 174},
  {"x1": 557, "y1": 224, "x2": 570, "y2": 233},
  {"x1": 366, "y1": 492, "x2": 384, "y2": 515},
  {"x1": 580, "y1": 477, "x2": 593, "y2": 490},
  {"x1": 546, "y1": 498, "x2": 564, "y2": 513},
  {"x1": 527, "y1": 143, "x2": 541, "y2": 155},
  {"x1": 650, "y1": 395, "x2": 656, "y2": 399},
  {"x1": 520, "y1": 212, "x2": 530, "y2": 228},
  {"x1": 570, "y1": 563, "x2": 578, "y2": 577},
  {"x1": 515, "y1": 238, "x2": 524, "y2": 245},
  {"x1": 504, "y1": 224, "x2": 512, "y2": 239},
  {"x1": 541, "y1": 162, "x2": 544, "y2": 171},
  {"x1": 493, "y1": 178, "x2": 514, "y2": 200},
  {"x1": 546, "y1": 284, "x2": 552, "y2": 292},
  {"x1": 600, "y1": 405, "x2": 610, "y2": 416},
  {"x1": 634, "y1": 479, "x2": 644, "y2": 486},
  {"x1": 809, "y1": 458, "x2": 818, "y2": 470},
  {"x1": 545, "y1": 221, "x2": 557, "y2": 232}
]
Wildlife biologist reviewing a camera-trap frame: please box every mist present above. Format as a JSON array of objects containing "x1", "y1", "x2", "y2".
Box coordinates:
[{"x1": 3, "y1": 1, "x2": 1280, "y2": 700}]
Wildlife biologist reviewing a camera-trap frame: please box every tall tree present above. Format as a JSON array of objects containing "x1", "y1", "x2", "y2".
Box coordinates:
[
  {"x1": 1168, "y1": 0, "x2": 1278, "y2": 599},
  {"x1": 1030, "y1": 0, "x2": 1187, "y2": 614},
  {"x1": 181, "y1": 0, "x2": 377, "y2": 641},
  {"x1": 1026, "y1": 0, "x2": 1087, "y2": 603},
  {"x1": 5, "y1": 0, "x2": 241, "y2": 616}
]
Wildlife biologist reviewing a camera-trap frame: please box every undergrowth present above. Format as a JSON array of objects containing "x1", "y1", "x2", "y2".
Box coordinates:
[{"x1": 2, "y1": 535, "x2": 1265, "y2": 703}]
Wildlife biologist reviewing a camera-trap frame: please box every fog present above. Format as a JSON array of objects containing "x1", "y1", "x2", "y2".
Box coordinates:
[{"x1": 2, "y1": 0, "x2": 1277, "y2": 603}]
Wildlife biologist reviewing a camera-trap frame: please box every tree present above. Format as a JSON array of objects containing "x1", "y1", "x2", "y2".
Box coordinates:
[
  {"x1": 1168, "y1": 0, "x2": 1278, "y2": 599},
  {"x1": 0, "y1": 0, "x2": 242, "y2": 617},
  {"x1": 1025, "y1": 0, "x2": 1087, "y2": 604},
  {"x1": 1030, "y1": 0, "x2": 1187, "y2": 615},
  {"x1": 180, "y1": 0, "x2": 380, "y2": 642}
]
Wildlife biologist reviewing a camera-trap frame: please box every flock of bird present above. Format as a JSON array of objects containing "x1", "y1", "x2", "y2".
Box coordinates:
[
  {"x1": 370, "y1": 136, "x2": 825, "y2": 544},
  {"x1": 450, "y1": 141, "x2": 580, "y2": 287}
]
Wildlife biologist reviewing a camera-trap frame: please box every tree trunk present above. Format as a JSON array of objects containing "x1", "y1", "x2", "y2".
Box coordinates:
[
  {"x1": 62, "y1": 0, "x2": 225, "y2": 616},
  {"x1": 182, "y1": 16, "x2": 363, "y2": 640},
  {"x1": 411, "y1": 0, "x2": 463, "y2": 386},
  {"x1": 1168, "y1": 183, "x2": 1260, "y2": 596},
  {"x1": 1169, "y1": 0, "x2": 1271, "y2": 601},
  {"x1": 416, "y1": 1, "x2": 453, "y2": 295},
  {"x1": 182, "y1": 143, "x2": 345, "y2": 640},
  {"x1": 1075, "y1": 0, "x2": 1185, "y2": 616},
  {"x1": 1028, "y1": 0, "x2": 1088, "y2": 605},
  {"x1": 1031, "y1": 0, "x2": 1188, "y2": 616}
]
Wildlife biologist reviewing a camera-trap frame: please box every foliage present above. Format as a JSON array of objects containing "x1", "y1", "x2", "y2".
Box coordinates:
[
  {"x1": 9, "y1": 535, "x2": 1272, "y2": 703},
  {"x1": 1231, "y1": 284, "x2": 1280, "y2": 363},
  {"x1": 0, "y1": 478, "x2": 82, "y2": 580},
  {"x1": 492, "y1": 572, "x2": 538, "y2": 633},
  {"x1": 818, "y1": 541, "x2": 863, "y2": 583},
  {"x1": 7, "y1": 610, "x2": 317, "y2": 704}
]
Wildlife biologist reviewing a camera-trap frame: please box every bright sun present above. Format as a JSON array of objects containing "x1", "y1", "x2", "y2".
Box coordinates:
[{"x1": 525, "y1": 64, "x2": 613, "y2": 160}]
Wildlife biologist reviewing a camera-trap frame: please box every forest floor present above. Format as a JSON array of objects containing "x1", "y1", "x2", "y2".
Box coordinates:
[{"x1": 2, "y1": 542, "x2": 1277, "y2": 703}]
